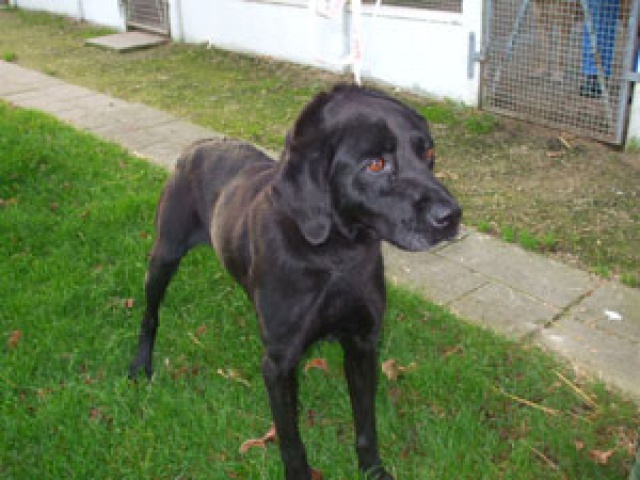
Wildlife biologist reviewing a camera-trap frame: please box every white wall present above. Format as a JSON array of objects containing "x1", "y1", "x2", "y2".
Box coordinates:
[
  {"x1": 171, "y1": 0, "x2": 482, "y2": 105},
  {"x1": 627, "y1": 86, "x2": 640, "y2": 147},
  {"x1": 12, "y1": 0, "x2": 80, "y2": 17},
  {"x1": 11, "y1": 0, "x2": 125, "y2": 29},
  {"x1": 80, "y1": 0, "x2": 125, "y2": 30}
]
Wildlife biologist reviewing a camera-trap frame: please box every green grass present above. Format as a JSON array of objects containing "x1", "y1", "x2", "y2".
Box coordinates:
[{"x1": 2, "y1": 103, "x2": 639, "y2": 478}]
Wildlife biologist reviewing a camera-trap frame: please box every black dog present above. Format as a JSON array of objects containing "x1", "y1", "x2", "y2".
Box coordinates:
[{"x1": 130, "y1": 84, "x2": 461, "y2": 479}]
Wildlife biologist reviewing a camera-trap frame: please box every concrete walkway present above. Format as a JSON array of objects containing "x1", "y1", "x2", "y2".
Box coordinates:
[{"x1": 2, "y1": 60, "x2": 639, "y2": 402}]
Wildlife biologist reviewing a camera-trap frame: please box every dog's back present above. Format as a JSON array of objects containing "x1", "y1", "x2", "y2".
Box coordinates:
[{"x1": 173, "y1": 138, "x2": 275, "y2": 231}]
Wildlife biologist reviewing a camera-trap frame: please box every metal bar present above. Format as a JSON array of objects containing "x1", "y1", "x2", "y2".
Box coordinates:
[
  {"x1": 579, "y1": 0, "x2": 616, "y2": 134},
  {"x1": 490, "y1": 0, "x2": 531, "y2": 96}
]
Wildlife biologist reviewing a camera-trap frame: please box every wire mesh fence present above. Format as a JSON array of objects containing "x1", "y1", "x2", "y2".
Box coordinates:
[{"x1": 481, "y1": 0, "x2": 638, "y2": 144}]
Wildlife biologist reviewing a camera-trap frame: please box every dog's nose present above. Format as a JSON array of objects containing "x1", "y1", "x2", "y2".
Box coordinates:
[{"x1": 429, "y1": 201, "x2": 462, "y2": 229}]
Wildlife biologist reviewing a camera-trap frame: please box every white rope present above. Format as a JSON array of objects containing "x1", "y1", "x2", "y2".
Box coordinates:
[{"x1": 309, "y1": 0, "x2": 382, "y2": 85}]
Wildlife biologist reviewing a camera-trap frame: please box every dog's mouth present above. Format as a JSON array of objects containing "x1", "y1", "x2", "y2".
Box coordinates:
[{"x1": 391, "y1": 207, "x2": 462, "y2": 252}]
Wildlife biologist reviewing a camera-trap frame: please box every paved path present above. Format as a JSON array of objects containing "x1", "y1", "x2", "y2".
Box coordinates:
[{"x1": 2, "y1": 60, "x2": 639, "y2": 401}]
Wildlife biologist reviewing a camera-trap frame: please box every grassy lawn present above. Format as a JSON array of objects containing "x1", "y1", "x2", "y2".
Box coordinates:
[
  {"x1": 2, "y1": 101, "x2": 640, "y2": 477},
  {"x1": 0, "y1": 8, "x2": 639, "y2": 287}
]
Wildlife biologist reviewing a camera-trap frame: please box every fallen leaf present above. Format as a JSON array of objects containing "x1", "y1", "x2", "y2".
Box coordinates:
[
  {"x1": 381, "y1": 359, "x2": 417, "y2": 382},
  {"x1": 7, "y1": 330, "x2": 22, "y2": 349},
  {"x1": 311, "y1": 468, "x2": 324, "y2": 479},
  {"x1": 575, "y1": 440, "x2": 585, "y2": 451},
  {"x1": 546, "y1": 151, "x2": 564, "y2": 159},
  {"x1": 304, "y1": 358, "x2": 329, "y2": 373},
  {"x1": 217, "y1": 368, "x2": 251, "y2": 387},
  {"x1": 239, "y1": 424, "x2": 277, "y2": 454},
  {"x1": 195, "y1": 324, "x2": 207, "y2": 337},
  {"x1": 50, "y1": 202, "x2": 59, "y2": 211},
  {"x1": 443, "y1": 345, "x2": 462, "y2": 358},
  {"x1": 124, "y1": 298, "x2": 135, "y2": 309},
  {"x1": 589, "y1": 449, "x2": 614, "y2": 465},
  {"x1": 0, "y1": 197, "x2": 18, "y2": 207}
]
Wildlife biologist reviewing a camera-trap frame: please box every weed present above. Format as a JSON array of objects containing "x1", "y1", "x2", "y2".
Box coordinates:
[
  {"x1": 621, "y1": 273, "x2": 639, "y2": 288},
  {"x1": 501, "y1": 225, "x2": 516, "y2": 243},
  {"x1": 541, "y1": 232, "x2": 559, "y2": 252},
  {"x1": 477, "y1": 219, "x2": 493, "y2": 234},
  {"x1": 518, "y1": 230, "x2": 539, "y2": 251},
  {"x1": 464, "y1": 112, "x2": 497, "y2": 134},
  {"x1": 592, "y1": 264, "x2": 612, "y2": 278},
  {"x1": 2, "y1": 51, "x2": 17, "y2": 62}
]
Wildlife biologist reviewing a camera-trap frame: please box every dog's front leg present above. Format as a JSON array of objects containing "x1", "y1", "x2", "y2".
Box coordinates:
[
  {"x1": 341, "y1": 336, "x2": 394, "y2": 480},
  {"x1": 262, "y1": 355, "x2": 312, "y2": 480}
]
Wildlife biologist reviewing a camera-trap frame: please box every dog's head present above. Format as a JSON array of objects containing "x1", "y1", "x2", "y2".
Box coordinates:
[{"x1": 273, "y1": 84, "x2": 461, "y2": 251}]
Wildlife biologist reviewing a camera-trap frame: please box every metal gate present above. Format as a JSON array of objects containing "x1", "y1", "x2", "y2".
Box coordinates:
[
  {"x1": 124, "y1": 0, "x2": 170, "y2": 35},
  {"x1": 479, "y1": 0, "x2": 639, "y2": 144}
]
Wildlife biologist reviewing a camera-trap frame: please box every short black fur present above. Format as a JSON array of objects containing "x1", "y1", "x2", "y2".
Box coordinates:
[{"x1": 130, "y1": 84, "x2": 462, "y2": 480}]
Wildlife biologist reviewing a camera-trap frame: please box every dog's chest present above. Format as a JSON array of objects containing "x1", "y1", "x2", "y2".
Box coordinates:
[{"x1": 312, "y1": 269, "x2": 385, "y2": 339}]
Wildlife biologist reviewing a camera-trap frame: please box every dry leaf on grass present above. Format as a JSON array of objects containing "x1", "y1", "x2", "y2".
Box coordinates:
[
  {"x1": 7, "y1": 330, "x2": 23, "y2": 349},
  {"x1": 381, "y1": 359, "x2": 417, "y2": 382},
  {"x1": 239, "y1": 424, "x2": 277, "y2": 454},
  {"x1": 217, "y1": 368, "x2": 251, "y2": 387},
  {"x1": 195, "y1": 324, "x2": 207, "y2": 337},
  {"x1": 304, "y1": 358, "x2": 329, "y2": 373},
  {"x1": 589, "y1": 449, "x2": 615, "y2": 465}
]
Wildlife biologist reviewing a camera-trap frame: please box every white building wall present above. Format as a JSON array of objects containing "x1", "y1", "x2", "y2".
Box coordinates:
[
  {"x1": 12, "y1": 0, "x2": 80, "y2": 17},
  {"x1": 171, "y1": 0, "x2": 482, "y2": 105},
  {"x1": 11, "y1": 0, "x2": 125, "y2": 29},
  {"x1": 80, "y1": 0, "x2": 126, "y2": 30}
]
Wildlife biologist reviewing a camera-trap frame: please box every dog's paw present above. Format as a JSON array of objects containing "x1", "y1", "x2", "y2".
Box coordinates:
[
  {"x1": 364, "y1": 465, "x2": 394, "y2": 480},
  {"x1": 128, "y1": 359, "x2": 153, "y2": 380}
]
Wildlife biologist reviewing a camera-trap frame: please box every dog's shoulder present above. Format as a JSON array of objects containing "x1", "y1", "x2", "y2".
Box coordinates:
[{"x1": 176, "y1": 138, "x2": 273, "y2": 173}]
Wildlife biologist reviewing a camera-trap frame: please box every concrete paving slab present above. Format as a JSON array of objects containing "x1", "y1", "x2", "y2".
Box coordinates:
[
  {"x1": 5, "y1": 83, "x2": 96, "y2": 114},
  {"x1": 383, "y1": 244, "x2": 487, "y2": 304},
  {"x1": 53, "y1": 95, "x2": 136, "y2": 130},
  {"x1": 537, "y1": 318, "x2": 640, "y2": 402},
  {"x1": 130, "y1": 123, "x2": 224, "y2": 168},
  {"x1": 85, "y1": 32, "x2": 167, "y2": 52},
  {"x1": 0, "y1": 61, "x2": 62, "y2": 94},
  {"x1": 562, "y1": 282, "x2": 640, "y2": 343},
  {"x1": 449, "y1": 282, "x2": 559, "y2": 340},
  {"x1": 88, "y1": 108, "x2": 180, "y2": 145},
  {"x1": 438, "y1": 231, "x2": 598, "y2": 307}
]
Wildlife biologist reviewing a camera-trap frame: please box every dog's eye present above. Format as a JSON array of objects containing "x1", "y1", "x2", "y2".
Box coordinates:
[
  {"x1": 367, "y1": 157, "x2": 386, "y2": 173},
  {"x1": 425, "y1": 148, "x2": 436, "y2": 168}
]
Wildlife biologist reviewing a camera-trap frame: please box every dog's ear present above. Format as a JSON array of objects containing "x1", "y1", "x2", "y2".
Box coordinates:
[
  {"x1": 272, "y1": 90, "x2": 338, "y2": 245},
  {"x1": 273, "y1": 139, "x2": 333, "y2": 245}
]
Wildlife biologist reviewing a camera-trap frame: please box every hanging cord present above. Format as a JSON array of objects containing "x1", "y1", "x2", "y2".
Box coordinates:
[{"x1": 309, "y1": 0, "x2": 382, "y2": 85}]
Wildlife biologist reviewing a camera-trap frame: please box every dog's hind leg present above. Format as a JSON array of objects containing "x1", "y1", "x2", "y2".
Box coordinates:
[{"x1": 129, "y1": 176, "x2": 210, "y2": 379}]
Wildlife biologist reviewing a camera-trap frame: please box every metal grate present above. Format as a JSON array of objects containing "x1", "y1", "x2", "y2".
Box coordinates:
[
  {"x1": 126, "y1": 0, "x2": 170, "y2": 35},
  {"x1": 481, "y1": 0, "x2": 639, "y2": 144},
  {"x1": 364, "y1": 0, "x2": 462, "y2": 12}
]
